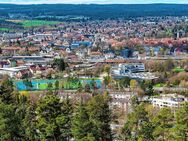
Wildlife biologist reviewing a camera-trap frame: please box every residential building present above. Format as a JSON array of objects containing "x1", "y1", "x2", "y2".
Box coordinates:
[
  {"x1": 109, "y1": 90, "x2": 134, "y2": 113},
  {"x1": 150, "y1": 94, "x2": 188, "y2": 109}
]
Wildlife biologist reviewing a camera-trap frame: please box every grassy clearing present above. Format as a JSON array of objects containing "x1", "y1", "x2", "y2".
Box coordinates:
[
  {"x1": 19, "y1": 20, "x2": 60, "y2": 28},
  {"x1": 23, "y1": 20, "x2": 60, "y2": 27},
  {"x1": 0, "y1": 28, "x2": 12, "y2": 32},
  {"x1": 172, "y1": 68, "x2": 185, "y2": 73},
  {"x1": 7, "y1": 19, "x2": 60, "y2": 28},
  {"x1": 154, "y1": 83, "x2": 166, "y2": 88}
]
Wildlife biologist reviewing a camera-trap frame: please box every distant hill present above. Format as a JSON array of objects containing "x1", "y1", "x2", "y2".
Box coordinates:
[{"x1": 0, "y1": 4, "x2": 188, "y2": 19}]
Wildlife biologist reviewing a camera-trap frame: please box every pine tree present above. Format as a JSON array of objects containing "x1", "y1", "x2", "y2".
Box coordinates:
[
  {"x1": 53, "y1": 58, "x2": 68, "y2": 71},
  {"x1": 0, "y1": 76, "x2": 27, "y2": 140},
  {"x1": 120, "y1": 122, "x2": 132, "y2": 141},
  {"x1": 103, "y1": 76, "x2": 112, "y2": 88},
  {"x1": 80, "y1": 134, "x2": 96, "y2": 141},
  {"x1": 0, "y1": 102, "x2": 23, "y2": 141},
  {"x1": 153, "y1": 108, "x2": 174, "y2": 141},
  {"x1": 173, "y1": 102, "x2": 188, "y2": 141},
  {"x1": 47, "y1": 82, "x2": 53, "y2": 90},
  {"x1": 23, "y1": 79, "x2": 33, "y2": 91},
  {"x1": 58, "y1": 97, "x2": 73, "y2": 140},
  {"x1": 55, "y1": 80, "x2": 59, "y2": 90},
  {"x1": 0, "y1": 75, "x2": 14, "y2": 104},
  {"x1": 87, "y1": 94, "x2": 112, "y2": 141},
  {"x1": 120, "y1": 103, "x2": 154, "y2": 141},
  {"x1": 72, "y1": 102, "x2": 94, "y2": 140},
  {"x1": 15, "y1": 95, "x2": 29, "y2": 139},
  {"x1": 23, "y1": 104, "x2": 39, "y2": 141},
  {"x1": 36, "y1": 94, "x2": 72, "y2": 141}
]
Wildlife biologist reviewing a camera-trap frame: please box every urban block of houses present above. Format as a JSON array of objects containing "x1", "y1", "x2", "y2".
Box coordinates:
[
  {"x1": 2, "y1": 32, "x2": 23, "y2": 40},
  {"x1": 71, "y1": 41, "x2": 93, "y2": 49},
  {"x1": 88, "y1": 51, "x2": 105, "y2": 63}
]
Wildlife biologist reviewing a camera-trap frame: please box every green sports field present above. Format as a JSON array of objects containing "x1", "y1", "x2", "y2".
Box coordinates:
[{"x1": 15, "y1": 78, "x2": 102, "y2": 91}]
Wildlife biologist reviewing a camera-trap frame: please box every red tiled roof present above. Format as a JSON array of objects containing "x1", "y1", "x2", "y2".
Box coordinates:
[{"x1": 90, "y1": 52, "x2": 102, "y2": 56}]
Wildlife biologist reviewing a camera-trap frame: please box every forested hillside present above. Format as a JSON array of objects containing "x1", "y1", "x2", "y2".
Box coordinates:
[{"x1": 0, "y1": 4, "x2": 188, "y2": 19}]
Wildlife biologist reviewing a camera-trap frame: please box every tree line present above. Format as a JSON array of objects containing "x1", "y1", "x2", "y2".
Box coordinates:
[
  {"x1": 1, "y1": 4, "x2": 188, "y2": 20},
  {"x1": 0, "y1": 75, "x2": 187, "y2": 141},
  {"x1": 120, "y1": 97, "x2": 188, "y2": 141},
  {"x1": 0, "y1": 76, "x2": 112, "y2": 141}
]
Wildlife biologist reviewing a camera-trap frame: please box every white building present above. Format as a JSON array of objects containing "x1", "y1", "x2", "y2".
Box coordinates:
[
  {"x1": 150, "y1": 94, "x2": 188, "y2": 109},
  {"x1": 111, "y1": 63, "x2": 157, "y2": 80},
  {"x1": 0, "y1": 66, "x2": 32, "y2": 78},
  {"x1": 104, "y1": 53, "x2": 115, "y2": 59},
  {"x1": 111, "y1": 63, "x2": 145, "y2": 75}
]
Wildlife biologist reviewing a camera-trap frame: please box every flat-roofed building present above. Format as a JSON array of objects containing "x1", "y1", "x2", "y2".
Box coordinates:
[
  {"x1": 112, "y1": 63, "x2": 145, "y2": 75},
  {"x1": 12, "y1": 56, "x2": 53, "y2": 65},
  {"x1": 150, "y1": 94, "x2": 188, "y2": 109},
  {"x1": 0, "y1": 66, "x2": 32, "y2": 79},
  {"x1": 111, "y1": 63, "x2": 157, "y2": 80}
]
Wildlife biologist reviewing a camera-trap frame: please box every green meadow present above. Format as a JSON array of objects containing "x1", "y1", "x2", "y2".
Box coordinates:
[
  {"x1": 154, "y1": 83, "x2": 166, "y2": 88},
  {"x1": 21, "y1": 20, "x2": 60, "y2": 28},
  {"x1": 172, "y1": 68, "x2": 185, "y2": 73},
  {"x1": 8, "y1": 20, "x2": 60, "y2": 28},
  {"x1": 0, "y1": 28, "x2": 12, "y2": 32}
]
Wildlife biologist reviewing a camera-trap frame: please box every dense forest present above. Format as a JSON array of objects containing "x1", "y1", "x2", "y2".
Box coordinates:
[
  {"x1": 1, "y1": 4, "x2": 188, "y2": 19},
  {"x1": 0, "y1": 75, "x2": 188, "y2": 140},
  {"x1": 0, "y1": 20, "x2": 23, "y2": 28}
]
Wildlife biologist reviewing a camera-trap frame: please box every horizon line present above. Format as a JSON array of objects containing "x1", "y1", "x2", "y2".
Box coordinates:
[{"x1": 0, "y1": 3, "x2": 188, "y2": 5}]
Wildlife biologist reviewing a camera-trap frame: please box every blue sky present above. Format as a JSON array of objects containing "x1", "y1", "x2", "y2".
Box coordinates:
[{"x1": 0, "y1": 0, "x2": 188, "y2": 4}]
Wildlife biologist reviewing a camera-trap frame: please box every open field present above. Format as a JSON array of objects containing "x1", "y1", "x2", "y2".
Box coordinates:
[
  {"x1": 154, "y1": 83, "x2": 166, "y2": 88},
  {"x1": 172, "y1": 68, "x2": 185, "y2": 73},
  {"x1": 7, "y1": 20, "x2": 60, "y2": 28},
  {"x1": 0, "y1": 27, "x2": 12, "y2": 31}
]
